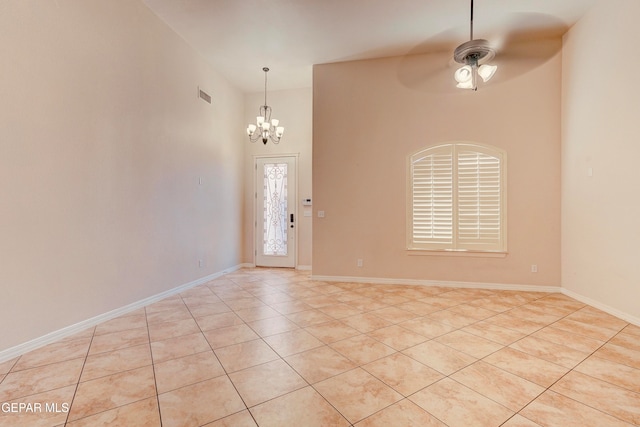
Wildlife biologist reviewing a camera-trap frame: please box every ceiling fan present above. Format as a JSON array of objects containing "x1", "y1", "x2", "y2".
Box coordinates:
[
  {"x1": 452, "y1": 0, "x2": 497, "y2": 90},
  {"x1": 397, "y1": 0, "x2": 568, "y2": 93}
]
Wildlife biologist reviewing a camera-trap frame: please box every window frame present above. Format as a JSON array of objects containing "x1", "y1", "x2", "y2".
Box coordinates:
[{"x1": 406, "y1": 142, "x2": 507, "y2": 254}]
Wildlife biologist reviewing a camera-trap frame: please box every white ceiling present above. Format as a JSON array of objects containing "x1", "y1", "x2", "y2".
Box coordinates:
[{"x1": 142, "y1": 0, "x2": 597, "y2": 93}]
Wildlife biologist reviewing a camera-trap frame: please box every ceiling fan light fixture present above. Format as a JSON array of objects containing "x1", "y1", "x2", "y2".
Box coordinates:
[
  {"x1": 478, "y1": 64, "x2": 497, "y2": 82},
  {"x1": 455, "y1": 65, "x2": 473, "y2": 84}
]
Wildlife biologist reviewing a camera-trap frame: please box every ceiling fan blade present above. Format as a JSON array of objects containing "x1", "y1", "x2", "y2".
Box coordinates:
[{"x1": 396, "y1": 28, "x2": 463, "y2": 93}]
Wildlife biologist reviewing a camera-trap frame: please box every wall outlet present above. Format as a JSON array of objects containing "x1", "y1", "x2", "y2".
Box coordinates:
[
  {"x1": 357, "y1": 259, "x2": 363, "y2": 267},
  {"x1": 317, "y1": 210, "x2": 325, "y2": 218},
  {"x1": 531, "y1": 264, "x2": 538, "y2": 273},
  {"x1": 199, "y1": 259, "x2": 203, "y2": 268}
]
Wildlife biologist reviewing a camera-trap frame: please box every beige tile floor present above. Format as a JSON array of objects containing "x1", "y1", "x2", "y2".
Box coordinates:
[{"x1": 1, "y1": 268, "x2": 639, "y2": 426}]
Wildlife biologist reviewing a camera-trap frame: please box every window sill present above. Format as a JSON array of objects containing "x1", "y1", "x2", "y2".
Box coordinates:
[{"x1": 406, "y1": 249, "x2": 508, "y2": 258}]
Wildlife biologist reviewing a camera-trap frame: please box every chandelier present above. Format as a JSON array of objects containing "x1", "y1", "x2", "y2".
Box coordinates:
[
  {"x1": 453, "y1": 0, "x2": 497, "y2": 90},
  {"x1": 246, "y1": 67, "x2": 284, "y2": 144}
]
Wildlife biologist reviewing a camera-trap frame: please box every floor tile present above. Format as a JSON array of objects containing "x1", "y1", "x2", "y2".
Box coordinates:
[
  {"x1": 435, "y1": 330, "x2": 503, "y2": 358},
  {"x1": 146, "y1": 306, "x2": 193, "y2": 325},
  {"x1": 509, "y1": 336, "x2": 588, "y2": 369},
  {"x1": 448, "y1": 304, "x2": 498, "y2": 320},
  {"x1": 284, "y1": 345, "x2": 356, "y2": 383},
  {"x1": 609, "y1": 330, "x2": 640, "y2": 352},
  {"x1": 250, "y1": 386, "x2": 349, "y2": 427},
  {"x1": 0, "y1": 358, "x2": 18, "y2": 375},
  {"x1": 147, "y1": 318, "x2": 200, "y2": 342},
  {"x1": 451, "y1": 361, "x2": 545, "y2": 411},
  {"x1": 228, "y1": 359, "x2": 307, "y2": 407},
  {"x1": 65, "y1": 397, "x2": 161, "y2": 427},
  {"x1": 186, "y1": 302, "x2": 232, "y2": 319},
  {"x1": 195, "y1": 312, "x2": 244, "y2": 331},
  {"x1": 550, "y1": 370, "x2": 640, "y2": 424},
  {"x1": 270, "y1": 300, "x2": 313, "y2": 315},
  {"x1": 214, "y1": 339, "x2": 279, "y2": 373},
  {"x1": 362, "y1": 352, "x2": 443, "y2": 396},
  {"x1": 623, "y1": 323, "x2": 640, "y2": 337},
  {"x1": 247, "y1": 316, "x2": 299, "y2": 337},
  {"x1": 263, "y1": 329, "x2": 324, "y2": 357},
  {"x1": 68, "y1": 365, "x2": 156, "y2": 421},
  {"x1": 330, "y1": 334, "x2": 396, "y2": 365},
  {"x1": 0, "y1": 358, "x2": 84, "y2": 402},
  {"x1": 339, "y1": 313, "x2": 393, "y2": 333},
  {"x1": 234, "y1": 305, "x2": 281, "y2": 323},
  {"x1": 81, "y1": 343, "x2": 152, "y2": 382},
  {"x1": 366, "y1": 324, "x2": 428, "y2": 350},
  {"x1": 398, "y1": 317, "x2": 456, "y2": 338},
  {"x1": 0, "y1": 384, "x2": 75, "y2": 427},
  {"x1": 530, "y1": 326, "x2": 604, "y2": 353},
  {"x1": 483, "y1": 347, "x2": 569, "y2": 388},
  {"x1": 304, "y1": 320, "x2": 361, "y2": 344},
  {"x1": 395, "y1": 300, "x2": 441, "y2": 316},
  {"x1": 575, "y1": 355, "x2": 640, "y2": 394},
  {"x1": 427, "y1": 309, "x2": 478, "y2": 328},
  {"x1": 12, "y1": 337, "x2": 91, "y2": 371},
  {"x1": 566, "y1": 307, "x2": 629, "y2": 331},
  {"x1": 462, "y1": 320, "x2": 526, "y2": 345},
  {"x1": 223, "y1": 297, "x2": 265, "y2": 311},
  {"x1": 520, "y1": 390, "x2": 632, "y2": 427},
  {"x1": 317, "y1": 303, "x2": 364, "y2": 319},
  {"x1": 370, "y1": 306, "x2": 418, "y2": 323},
  {"x1": 315, "y1": 368, "x2": 402, "y2": 424},
  {"x1": 150, "y1": 332, "x2": 211, "y2": 363},
  {"x1": 402, "y1": 341, "x2": 476, "y2": 375},
  {"x1": 551, "y1": 318, "x2": 618, "y2": 342},
  {"x1": 354, "y1": 399, "x2": 446, "y2": 427},
  {"x1": 88, "y1": 327, "x2": 149, "y2": 355},
  {"x1": 285, "y1": 309, "x2": 334, "y2": 327},
  {"x1": 158, "y1": 376, "x2": 245, "y2": 427},
  {"x1": 484, "y1": 313, "x2": 544, "y2": 335},
  {"x1": 154, "y1": 350, "x2": 225, "y2": 394},
  {"x1": 410, "y1": 378, "x2": 513, "y2": 427},
  {"x1": 3, "y1": 268, "x2": 638, "y2": 427},
  {"x1": 203, "y1": 324, "x2": 260, "y2": 349},
  {"x1": 501, "y1": 414, "x2": 544, "y2": 427},
  {"x1": 593, "y1": 342, "x2": 640, "y2": 370},
  {"x1": 206, "y1": 410, "x2": 257, "y2": 427},
  {"x1": 94, "y1": 314, "x2": 147, "y2": 336}
]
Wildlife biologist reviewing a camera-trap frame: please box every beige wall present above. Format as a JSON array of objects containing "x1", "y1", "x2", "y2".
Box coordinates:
[
  {"x1": 0, "y1": 0, "x2": 244, "y2": 352},
  {"x1": 313, "y1": 50, "x2": 562, "y2": 286},
  {"x1": 561, "y1": 0, "x2": 640, "y2": 320},
  {"x1": 242, "y1": 88, "x2": 313, "y2": 268}
]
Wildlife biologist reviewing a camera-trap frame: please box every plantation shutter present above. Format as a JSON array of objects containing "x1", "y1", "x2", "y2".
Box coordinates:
[
  {"x1": 410, "y1": 146, "x2": 453, "y2": 248},
  {"x1": 456, "y1": 146, "x2": 502, "y2": 250},
  {"x1": 408, "y1": 143, "x2": 506, "y2": 252}
]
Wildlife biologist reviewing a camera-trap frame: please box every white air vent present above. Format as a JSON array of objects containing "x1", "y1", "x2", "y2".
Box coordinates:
[{"x1": 198, "y1": 87, "x2": 212, "y2": 104}]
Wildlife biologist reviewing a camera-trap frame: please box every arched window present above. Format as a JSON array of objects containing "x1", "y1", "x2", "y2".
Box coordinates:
[{"x1": 407, "y1": 142, "x2": 507, "y2": 252}]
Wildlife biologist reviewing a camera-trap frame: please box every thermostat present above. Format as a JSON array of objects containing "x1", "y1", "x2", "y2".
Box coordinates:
[{"x1": 302, "y1": 198, "x2": 312, "y2": 206}]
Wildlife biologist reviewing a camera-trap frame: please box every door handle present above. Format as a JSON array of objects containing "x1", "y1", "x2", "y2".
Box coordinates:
[{"x1": 290, "y1": 213, "x2": 294, "y2": 228}]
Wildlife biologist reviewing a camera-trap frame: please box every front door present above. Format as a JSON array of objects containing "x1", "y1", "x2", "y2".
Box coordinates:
[{"x1": 255, "y1": 156, "x2": 296, "y2": 267}]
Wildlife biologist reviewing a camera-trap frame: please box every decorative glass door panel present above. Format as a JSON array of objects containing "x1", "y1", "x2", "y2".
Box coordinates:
[
  {"x1": 263, "y1": 162, "x2": 288, "y2": 256},
  {"x1": 256, "y1": 156, "x2": 296, "y2": 267}
]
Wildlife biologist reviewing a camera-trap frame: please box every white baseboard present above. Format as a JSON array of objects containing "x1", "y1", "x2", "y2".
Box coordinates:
[
  {"x1": 296, "y1": 265, "x2": 312, "y2": 271},
  {"x1": 0, "y1": 264, "x2": 246, "y2": 364},
  {"x1": 311, "y1": 274, "x2": 561, "y2": 293},
  {"x1": 561, "y1": 288, "x2": 640, "y2": 326}
]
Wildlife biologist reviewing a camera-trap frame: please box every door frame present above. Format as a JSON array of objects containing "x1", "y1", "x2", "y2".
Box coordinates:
[{"x1": 253, "y1": 153, "x2": 299, "y2": 268}]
